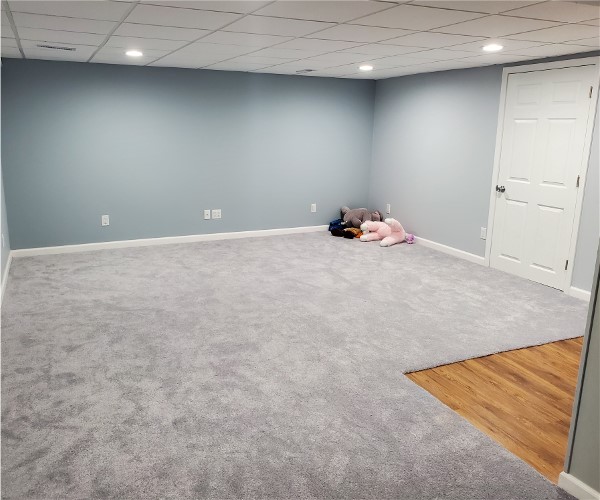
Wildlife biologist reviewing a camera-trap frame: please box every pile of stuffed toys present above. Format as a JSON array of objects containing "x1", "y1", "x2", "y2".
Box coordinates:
[{"x1": 329, "y1": 206, "x2": 415, "y2": 247}]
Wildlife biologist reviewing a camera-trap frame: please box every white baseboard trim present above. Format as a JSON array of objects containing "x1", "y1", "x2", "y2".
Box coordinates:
[
  {"x1": 1, "y1": 250, "x2": 12, "y2": 304},
  {"x1": 10, "y1": 225, "x2": 329, "y2": 258},
  {"x1": 567, "y1": 286, "x2": 592, "y2": 302},
  {"x1": 559, "y1": 472, "x2": 600, "y2": 500},
  {"x1": 416, "y1": 236, "x2": 486, "y2": 266}
]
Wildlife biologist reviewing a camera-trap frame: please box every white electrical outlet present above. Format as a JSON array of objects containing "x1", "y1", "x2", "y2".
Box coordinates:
[
  {"x1": 480, "y1": 227, "x2": 487, "y2": 240},
  {"x1": 386, "y1": 203, "x2": 391, "y2": 214},
  {"x1": 204, "y1": 209, "x2": 211, "y2": 220},
  {"x1": 101, "y1": 215, "x2": 110, "y2": 227},
  {"x1": 212, "y1": 209, "x2": 221, "y2": 219},
  {"x1": 311, "y1": 203, "x2": 317, "y2": 213}
]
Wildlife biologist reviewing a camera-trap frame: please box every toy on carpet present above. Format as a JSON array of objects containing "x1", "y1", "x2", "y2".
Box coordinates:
[
  {"x1": 360, "y1": 218, "x2": 415, "y2": 247},
  {"x1": 341, "y1": 206, "x2": 382, "y2": 228}
]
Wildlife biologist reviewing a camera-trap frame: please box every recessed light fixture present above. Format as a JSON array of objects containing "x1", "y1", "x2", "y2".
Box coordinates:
[
  {"x1": 483, "y1": 43, "x2": 504, "y2": 53},
  {"x1": 126, "y1": 50, "x2": 143, "y2": 57},
  {"x1": 359, "y1": 64, "x2": 373, "y2": 72}
]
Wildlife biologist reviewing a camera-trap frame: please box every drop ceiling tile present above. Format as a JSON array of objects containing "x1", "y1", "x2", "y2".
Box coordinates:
[
  {"x1": 1, "y1": 45, "x2": 21, "y2": 58},
  {"x1": 409, "y1": 2, "x2": 540, "y2": 14},
  {"x1": 263, "y1": 59, "x2": 337, "y2": 72},
  {"x1": 507, "y1": 23, "x2": 600, "y2": 43},
  {"x1": 228, "y1": 55, "x2": 296, "y2": 65},
  {"x1": 205, "y1": 61, "x2": 269, "y2": 71},
  {"x1": 93, "y1": 45, "x2": 170, "y2": 58},
  {"x1": 350, "y1": 4, "x2": 485, "y2": 30},
  {"x1": 141, "y1": 1, "x2": 269, "y2": 14},
  {"x1": 303, "y1": 52, "x2": 375, "y2": 64},
  {"x1": 105, "y1": 35, "x2": 188, "y2": 51},
  {"x1": 252, "y1": 1, "x2": 392, "y2": 23},
  {"x1": 113, "y1": 22, "x2": 209, "y2": 41},
  {"x1": 457, "y1": 52, "x2": 533, "y2": 65},
  {"x1": 18, "y1": 28, "x2": 105, "y2": 46},
  {"x1": 450, "y1": 37, "x2": 548, "y2": 52},
  {"x1": 247, "y1": 47, "x2": 325, "y2": 59},
  {"x1": 565, "y1": 37, "x2": 600, "y2": 47},
  {"x1": 7, "y1": 1, "x2": 132, "y2": 21},
  {"x1": 149, "y1": 59, "x2": 200, "y2": 68},
  {"x1": 127, "y1": 4, "x2": 241, "y2": 30},
  {"x1": 223, "y1": 15, "x2": 334, "y2": 37},
  {"x1": 580, "y1": 18, "x2": 600, "y2": 27},
  {"x1": 1, "y1": 18, "x2": 14, "y2": 38},
  {"x1": 341, "y1": 43, "x2": 425, "y2": 56},
  {"x1": 276, "y1": 38, "x2": 363, "y2": 52},
  {"x1": 307, "y1": 65, "x2": 357, "y2": 76},
  {"x1": 23, "y1": 41, "x2": 96, "y2": 61},
  {"x1": 507, "y1": 43, "x2": 598, "y2": 57},
  {"x1": 148, "y1": 53, "x2": 223, "y2": 67},
  {"x1": 1, "y1": 11, "x2": 9, "y2": 26},
  {"x1": 505, "y1": 2, "x2": 600, "y2": 23},
  {"x1": 384, "y1": 31, "x2": 484, "y2": 48},
  {"x1": 411, "y1": 48, "x2": 481, "y2": 60},
  {"x1": 434, "y1": 14, "x2": 560, "y2": 37},
  {"x1": 365, "y1": 54, "x2": 423, "y2": 68},
  {"x1": 12, "y1": 12, "x2": 116, "y2": 34},
  {"x1": 306, "y1": 24, "x2": 413, "y2": 43},
  {"x1": 174, "y1": 42, "x2": 256, "y2": 58},
  {"x1": 200, "y1": 31, "x2": 292, "y2": 47},
  {"x1": 2, "y1": 36, "x2": 18, "y2": 47}
]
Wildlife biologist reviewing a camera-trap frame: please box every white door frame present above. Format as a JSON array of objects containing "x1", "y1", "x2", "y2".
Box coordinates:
[{"x1": 484, "y1": 56, "x2": 600, "y2": 291}]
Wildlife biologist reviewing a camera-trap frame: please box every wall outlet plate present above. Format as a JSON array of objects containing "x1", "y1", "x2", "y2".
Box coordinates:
[
  {"x1": 386, "y1": 204, "x2": 391, "y2": 214},
  {"x1": 480, "y1": 227, "x2": 487, "y2": 240},
  {"x1": 204, "y1": 209, "x2": 211, "y2": 220},
  {"x1": 101, "y1": 215, "x2": 110, "y2": 226},
  {"x1": 212, "y1": 209, "x2": 221, "y2": 219},
  {"x1": 311, "y1": 203, "x2": 317, "y2": 213}
]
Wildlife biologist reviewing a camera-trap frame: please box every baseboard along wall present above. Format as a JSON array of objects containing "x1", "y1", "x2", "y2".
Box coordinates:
[
  {"x1": 559, "y1": 472, "x2": 600, "y2": 500},
  {"x1": 1, "y1": 250, "x2": 12, "y2": 305}
]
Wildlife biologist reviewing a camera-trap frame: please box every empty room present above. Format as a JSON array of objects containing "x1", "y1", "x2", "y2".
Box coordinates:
[{"x1": 1, "y1": 0, "x2": 599, "y2": 498}]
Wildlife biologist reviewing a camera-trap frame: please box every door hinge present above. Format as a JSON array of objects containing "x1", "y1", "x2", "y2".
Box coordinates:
[
  {"x1": 565, "y1": 260, "x2": 569, "y2": 271},
  {"x1": 590, "y1": 86, "x2": 593, "y2": 98},
  {"x1": 576, "y1": 174, "x2": 580, "y2": 188}
]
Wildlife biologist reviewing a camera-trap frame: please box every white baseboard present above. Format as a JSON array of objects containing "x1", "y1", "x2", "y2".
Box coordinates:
[
  {"x1": 567, "y1": 286, "x2": 592, "y2": 302},
  {"x1": 559, "y1": 472, "x2": 600, "y2": 500},
  {"x1": 416, "y1": 236, "x2": 486, "y2": 266},
  {"x1": 1, "y1": 250, "x2": 12, "y2": 304},
  {"x1": 10, "y1": 225, "x2": 328, "y2": 258}
]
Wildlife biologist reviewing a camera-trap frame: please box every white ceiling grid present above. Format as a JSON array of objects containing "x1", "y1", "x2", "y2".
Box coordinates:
[{"x1": 0, "y1": 0, "x2": 598, "y2": 79}]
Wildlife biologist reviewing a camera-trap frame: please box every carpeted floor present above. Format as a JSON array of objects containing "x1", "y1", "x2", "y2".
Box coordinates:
[{"x1": 1, "y1": 232, "x2": 586, "y2": 499}]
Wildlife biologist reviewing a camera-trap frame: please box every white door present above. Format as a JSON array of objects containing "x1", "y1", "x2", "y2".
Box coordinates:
[{"x1": 490, "y1": 64, "x2": 597, "y2": 290}]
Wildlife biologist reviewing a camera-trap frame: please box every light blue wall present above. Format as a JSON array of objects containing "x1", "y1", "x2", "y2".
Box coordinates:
[
  {"x1": 369, "y1": 58, "x2": 599, "y2": 292},
  {"x1": 1, "y1": 59, "x2": 375, "y2": 249},
  {"x1": 572, "y1": 108, "x2": 599, "y2": 292},
  {"x1": 1, "y1": 171, "x2": 10, "y2": 282}
]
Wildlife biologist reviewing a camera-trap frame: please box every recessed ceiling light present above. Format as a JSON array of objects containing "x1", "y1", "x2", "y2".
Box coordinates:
[
  {"x1": 126, "y1": 50, "x2": 143, "y2": 57},
  {"x1": 483, "y1": 43, "x2": 503, "y2": 53},
  {"x1": 359, "y1": 64, "x2": 373, "y2": 72}
]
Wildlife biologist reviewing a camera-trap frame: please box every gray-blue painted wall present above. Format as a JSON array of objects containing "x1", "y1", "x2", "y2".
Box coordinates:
[
  {"x1": 369, "y1": 61, "x2": 599, "y2": 292},
  {"x1": 1, "y1": 172, "x2": 10, "y2": 282},
  {"x1": 1, "y1": 59, "x2": 375, "y2": 248}
]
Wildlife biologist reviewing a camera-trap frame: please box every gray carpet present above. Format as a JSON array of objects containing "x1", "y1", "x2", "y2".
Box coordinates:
[{"x1": 1, "y1": 232, "x2": 586, "y2": 499}]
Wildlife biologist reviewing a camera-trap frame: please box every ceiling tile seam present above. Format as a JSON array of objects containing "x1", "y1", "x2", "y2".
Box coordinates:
[
  {"x1": 87, "y1": 1, "x2": 140, "y2": 63},
  {"x1": 140, "y1": 2, "x2": 260, "y2": 16},
  {"x1": 2, "y1": 0, "x2": 24, "y2": 58},
  {"x1": 407, "y1": 0, "x2": 549, "y2": 16},
  {"x1": 194, "y1": 2, "x2": 407, "y2": 72},
  {"x1": 145, "y1": 0, "x2": 278, "y2": 67}
]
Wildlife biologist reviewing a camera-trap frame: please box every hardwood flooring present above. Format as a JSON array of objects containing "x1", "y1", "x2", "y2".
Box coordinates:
[{"x1": 406, "y1": 338, "x2": 583, "y2": 483}]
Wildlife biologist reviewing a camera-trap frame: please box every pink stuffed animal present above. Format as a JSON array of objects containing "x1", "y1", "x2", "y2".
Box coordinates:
[
  {"x1": 359, "y1": 220, "x2": 390, "y2": 242},
  {"x1": 360, "y1": 218, "x2": 412, "y2": 247},
  {"x1": 381, "y1": 218, "x2": 406, "y2": 247}
]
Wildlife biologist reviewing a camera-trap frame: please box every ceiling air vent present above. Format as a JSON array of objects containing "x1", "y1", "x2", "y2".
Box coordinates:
[
  {"x1": 296, "y1": 69, "x2": 315, "y2": 74},
  {"x1": 36, "y1": 44, "x2": 76, "y2": 51}
]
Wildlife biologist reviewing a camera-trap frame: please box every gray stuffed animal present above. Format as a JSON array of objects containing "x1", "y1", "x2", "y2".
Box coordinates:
[{"x1": 341, "y1": 206, "x2": 383, "y2": 228}]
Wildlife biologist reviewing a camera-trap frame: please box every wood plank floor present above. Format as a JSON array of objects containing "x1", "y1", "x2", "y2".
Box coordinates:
[{"x1": 406, "y1": 338, "x2": 583, "y2": 483}]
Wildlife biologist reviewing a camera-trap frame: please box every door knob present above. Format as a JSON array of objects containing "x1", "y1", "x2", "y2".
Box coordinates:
[{"x1": 496, "y1": 185, "x2": 506, "y2": 193}]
